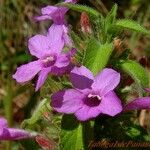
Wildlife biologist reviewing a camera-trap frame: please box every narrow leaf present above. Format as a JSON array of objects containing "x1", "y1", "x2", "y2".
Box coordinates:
[
  {"x1": 116, "y1": 19, "x2": 150, "y2": 35},
  {"x1": 57, "y1": 3, "x2": 100, "y2": 17},
  {"x1": 105, "y1": 4, "x2": 118, "y2": 25},
  {"x1": 22, "y1": 98, "x2": 49, "y2": 127},
  {"x1": 121, "y1": 60, "x2": 149, "y2": 88},
  {"x1": 83, "y1": 38, "x2": 113, "y2": 75}
]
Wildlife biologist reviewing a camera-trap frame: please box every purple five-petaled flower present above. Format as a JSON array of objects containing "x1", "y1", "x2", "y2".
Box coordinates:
[
  {"x1": 0, "y1": 118, "x2": 35, "y2": 140},
  {"x1": 13, "y1": 30, "x2": 75, "y2": 91},
  {"x1": 51, "y1": 66, "x2": 150, "y2": 121},
  {"x1": 51, "y1": 66, "x2": 123, "y2": 121},
  {"x1": 35, "y1": 0, "x2": 77, "y2": 47}
]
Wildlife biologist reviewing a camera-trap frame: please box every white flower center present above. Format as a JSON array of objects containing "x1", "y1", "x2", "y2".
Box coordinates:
[
  {"x1": 42, "y1": 55, "x2": 56, "y2": 68},
  {"x1": 42, "y1": 56, "x2": 54, "y2": 63},
  {"x1": 88, "y1": 94, "x2": 101, "y2": 101}
]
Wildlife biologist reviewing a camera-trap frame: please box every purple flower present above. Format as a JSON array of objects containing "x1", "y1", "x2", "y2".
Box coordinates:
[
  {"x1": 145, "y1": 88, "x2": 150, "y2": 93},
  {"x1": 51, "y1": 66, "x2": 122, "y2": 121},
  {"x1": 0, "y1": 118, "x2": 34, "y2": 140},
  {"x1": 35, "y1": 0, "x2": 77, "y2": 24},
  {"x1": 124, "y1": 97, "x2": 150, "y2": 111},
  {"x1": 35, "y1": 0, "x2": 77, "y2": 47},
  {"x1": 13, "y1": 31, "x2": 75, "y2": 91},
  {"x1": 51, "y1": 66, "x2": 150, "y2": 121}
]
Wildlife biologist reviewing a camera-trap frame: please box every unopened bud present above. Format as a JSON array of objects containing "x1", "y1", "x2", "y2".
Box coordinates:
[
  {"x1": 36, "y1": 135, "x2": 56, "y2": 150},
  {"x1": 80, "y1": 12, "x2": 92, "y2": 34},
  {"x1": 113, "y1": 38, "x2": 122, "y2": 50}
]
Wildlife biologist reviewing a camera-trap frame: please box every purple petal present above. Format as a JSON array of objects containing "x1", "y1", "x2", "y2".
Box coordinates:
[
  {"x1": 47, "y1": 24, "x2": 66, "y2": 53},
  {"x1": 92, "y1": 68, "x2": 120, "y2": 96},
  {"x1": 51, "y1": 89, "x2": 83, "y2": 113},
  {"x1": 41, "y1": 6, "x2": 59, "y2": 15},
  {"x1": 54, "y1": 54, "x2": 70, "y2": 68},
  {"x1": 0, "y1": 118, "x2": 34, "y2": 140},
  {"x1": 13, "y1": 61, "x2": 42, "y2": 83},
  {"x1": 75, "y1": 105, "x2": 102, "y2": 121},
  {"x1": 35, "y1": 68, "x2": 51, "y2": 91},
  {"x1": 50, "y1": 66, "x2": 68, "y2": 76},
  {"x1": 0, "y1": 118, "x2": 8, "y2": 128},
  {"x1": 0, "y1": 128, "x2": 10, "y2": 140},
  {"x1": 65, "y1": 0, "x2": 77, "y2": 3},
  {"x1": 145, "y1": 88, "x2": 150, "y2": 93},
  {"x1": 28, "y1": 35, "x2": 52, "y2": 58},
  {"x1": 41, "y1": 6, "x2": 66, "y2": 24},
  {"x1": 7, "y1": 128, "x2": 33, "y2": 140},
  {"x1": 70, "y1": 66, "x2": 94, "y2": 90},
  {"x1": 100, "y1": 91, "x2": 122, "y2": 116},
  {"x1": 124, "y1": 97, "x2": 150, "y2": 111},
  {"x1": 0, "y1": 128, "x2": 33, "y2": 140},
  {"x1": 62, "y1": 25, "x2": 73, "y2": 47},
  {"x1": 35, "y1": 0, "x2": 77, "y2": 23},
  {"x1": 35, "y1": 15, "x2": 51, "y2": 21}
]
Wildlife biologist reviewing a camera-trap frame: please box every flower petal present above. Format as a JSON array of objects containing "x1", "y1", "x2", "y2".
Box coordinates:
[
  {"x1": 51, "y1": 89, "x2": 83, "y2": 114},
  {"x1": 75, "y1": 106, "x2": 102, "y2": 121},
  {"x1": 70, "y1": 66, "x2": 94, "y2": 90},
  {"x1": 41, "y1": 6, "x2": 66, "y2": 24},
  {"x1": 54, "y1": 54, "x2": 70, "y2": 68},
  {"x1": 100, "y1": 91, "x2": 122, "y2": 116},
  {"x1": 0, "y1": 128, "x2": 33, "y2": 140},
  {"x1": 35, "y1": 68, "x2": 51, "y2": 91},
  {"x1": 28, "y1": 35, "x2": 52, "y2": 58},
  {"x1": 41, "y1": 6, "x2": 59, "y2": 16},
  {"x1": 13, "y1": 61, "x2": 42, "y2": 83},
  {"x1": 35, "y1": 0, "x2": 77, "y2": 22},
  {"x1": 124, "y1": 97, "x2": 150, "y2": 111},
  {"x1": 0, "y1": 118, "x2": 8, "y2": 128},
  {"x1": 47, "y1": 24, "x2": 66, "y2": 53},
  {"x1": 34, "y1": 15, "x2": 51, "y2": 21},
  {"x1": 92, "y1": 68, "x2": 120, "y2": 96},
  {"x1": 7, "y1": 129, "x2": 32, "y2": 140},
  {"x1": 145, "y1": 88, "x2": 150, "y2": 93},
  {"x1": 0, "y1": 128, "x2": 10, "y2": 140},
  {"x1": 65, "y1": 0, "x2": 77, "y2": 2},
  {"x1": 62, "y1": 25, "x2": 73, "y2": 47}
]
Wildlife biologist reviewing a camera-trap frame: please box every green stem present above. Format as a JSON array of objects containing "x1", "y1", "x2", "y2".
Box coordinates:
[
  {"x1": 5, "y1": 142, "x2": 11, "y2": 150},
  {"x1": 4, "y1": 75, "x2": 13, "y2": 150}
]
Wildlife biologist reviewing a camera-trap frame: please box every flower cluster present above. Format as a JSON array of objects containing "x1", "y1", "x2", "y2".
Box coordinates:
[
  {"x1": 13, "y1": 0, "x2": 77, "y2": 91},
  {"x1": 2, "y1": 0, "x2": 77, "y2": 142}
]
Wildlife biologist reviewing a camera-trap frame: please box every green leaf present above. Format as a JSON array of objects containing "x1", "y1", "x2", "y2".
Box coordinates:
[
  {"x1": 105, "y1": 4, "x2": 118, "y2": 26},
  {"x1": 60, "y1": 115, "x2": 84, "y2": 150},
  {"x1": 116, "y1": 19, "x2": 150, "y2": 35},
  {"x1": 22, "y1": 98, "x2": 49, "y2": 128},
  {"x1": 57, "y1": 3, "x2": 100, "y2": 17},
  {"x1": 83, "y1": 38, "x2": 113, "y2": 75},
  {"x1": 121, "y1": 60, "x2": 149, "y2": 88}
]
